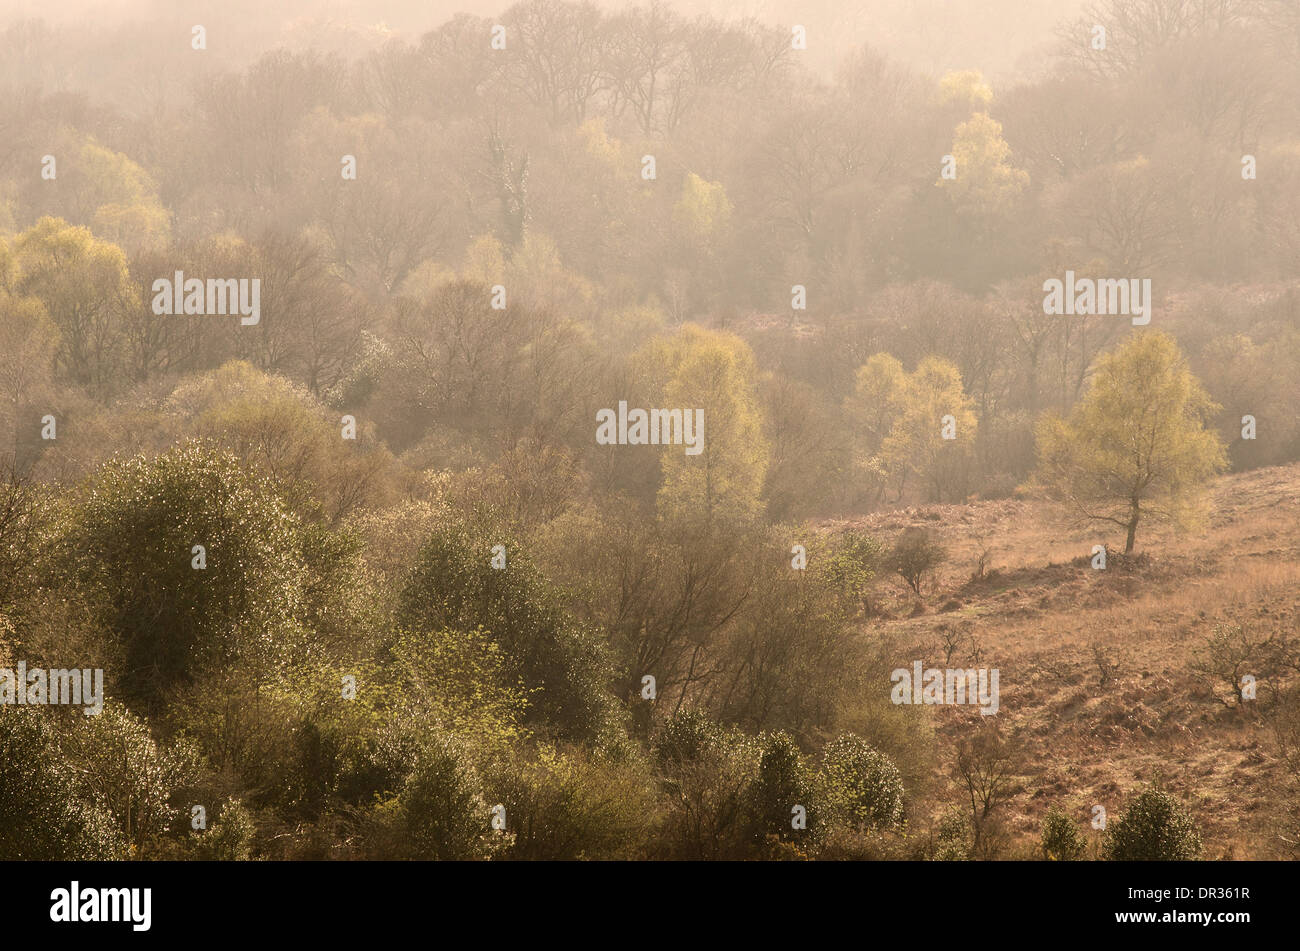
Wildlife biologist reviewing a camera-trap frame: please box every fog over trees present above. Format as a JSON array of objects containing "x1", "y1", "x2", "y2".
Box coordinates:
[{"x1": 1, "y1": 0, "x2": 1298, "y2": 863}]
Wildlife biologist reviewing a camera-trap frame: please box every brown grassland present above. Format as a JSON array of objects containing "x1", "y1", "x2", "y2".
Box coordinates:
[{"x1": 835, "y1": 463, "x2": 1300, "y2": 858}]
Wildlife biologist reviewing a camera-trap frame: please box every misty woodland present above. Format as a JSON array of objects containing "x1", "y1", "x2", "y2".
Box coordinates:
[{"x1": 1, "y1": 0, "x2": 1299, "y2": 861}]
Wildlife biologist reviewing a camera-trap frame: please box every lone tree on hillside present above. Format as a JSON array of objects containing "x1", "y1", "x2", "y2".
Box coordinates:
[
  {"x1": 1034, "y1": 331, "x2": 1227, "y2": 554},
  {"x1": 888, "y1": 527, "x2": 948, "y2": 597}
]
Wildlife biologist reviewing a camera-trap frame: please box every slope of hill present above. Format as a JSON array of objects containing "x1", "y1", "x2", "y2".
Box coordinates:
[{"x1": 832, "y1": 462, "x2": 1300, "y2": 858}]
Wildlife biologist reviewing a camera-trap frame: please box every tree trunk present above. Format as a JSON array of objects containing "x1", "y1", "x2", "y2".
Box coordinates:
[{"x1": 1124, "y1": 504, "x2": 1140, "y2": 554}]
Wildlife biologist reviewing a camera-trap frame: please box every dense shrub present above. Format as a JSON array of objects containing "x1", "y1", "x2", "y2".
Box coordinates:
[
  {"x1": 1040, "y1": 807, "x2": 1086, "y2": 861},
  {"x1": 933, "y1": 807, "x2": 972, "y2": 861},
  {"x1": 489, "y1": 745, "x2": 656, "y2": 860},
  {"x1": 376, "y1": 734, "x2": 501, "y2": 860},
  {"x1": 52, "y1": 442, "x2": 310, "y2": 708},
  {"x1": 1103, "y1": 784, "x2": 1203, "y2": 861},
  {"x1": 195, "y1": 798, "x2": 257, "y2": 861},
  {"x1": 397, "y1": 521, "x2": 617, "y2": 744},
  {"x1": 0, "y1": 709, "x2": 124, "y2": 860},
  {"x1": 744, "y1": 731, "x2": 822, "y2": 849},
  {"x1": 652, "y1": 711, "x2": 762, "y2": 859},
  {"x1": 818, "y1": 734, "x2": 906, "y2": 832}
]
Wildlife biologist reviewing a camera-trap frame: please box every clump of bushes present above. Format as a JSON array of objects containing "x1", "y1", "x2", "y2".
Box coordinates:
[
  {"x1": 1103, "y1": 783, "x2": 1202, "y2": 861},
  {"x1": 1040, "y1": 807, "x2": 1086, "y2": 860}
]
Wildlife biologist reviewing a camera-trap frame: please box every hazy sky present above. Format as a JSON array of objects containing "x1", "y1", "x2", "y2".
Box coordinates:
[{"x1": 4, "y1": 0, "x2": 1088, "y2": 84}]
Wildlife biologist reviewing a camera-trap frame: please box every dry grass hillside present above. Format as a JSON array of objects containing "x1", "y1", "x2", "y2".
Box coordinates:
[{"x1": 830, "y1": 462, "x2": 1300, "y2": 858}]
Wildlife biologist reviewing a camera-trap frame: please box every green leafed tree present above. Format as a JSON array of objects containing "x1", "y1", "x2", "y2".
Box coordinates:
[
  {"x1": 53, "y1": 441, "x2": 311, "y2": 709},
  {"x1": 879, "y1": 356, "x2": 979, "y2": 502},
  {"x1": 72, "y1": 139, "x2": 172, "y2": 253},
  {"x1": 381, "y1": 733, "x2": 502, "y2": 860},
  {"x1": 673, "y1": 172, "x2": 732, "y2": 243},
  {"x1": 637, "y1": 325, "x2": 769, "y2": 528},
  {"x1": 1035, "y1": 331, "x2": 1228, "y2": 553},
  {"x1": 0, "y1": 245, "x2": 58, "y2": 460},
  {"x1": 847, "y1": 353, "x2": 978, "y2": 503},
  {"x1": 60, "y1": 701, "x2": 199, "y2": 858},
  {"x1": 12, "y1": 217, "x2": 134, "y2": 392},
  {"x1": 938, "y1": 111, "x2": 1029, "y2": 218},
  {"x1": 396, "y1": 520, "x2": 617, "y2": 744}
]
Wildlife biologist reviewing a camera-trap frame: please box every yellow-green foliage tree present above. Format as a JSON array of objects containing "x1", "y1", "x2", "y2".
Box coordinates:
[
  {"x1": 844, "y1": 353, "x2": 909, "y2": 500},
  {"x1": 12, "y1": 217, "x2": 134, "y2": 391},
  {"x1": 936, "y1": 70, "x2": 1028, "y2": 218},
  {"x1": 388, "y1": 625, "x2": 531, "y2": 756},
  {"x1": 453, "y1": 232, "x2": 593, "y2": 315},
  {"x1": 0, "y1": 239, "x2": 58, "y2": 453},
  {"x1": 1035, "y1": 331, "x2": 1228, "y2": 553},
  {"x1": 881, "y1": 357, "x2": 978, "y2": 502},
  {"x1": 848, "y1": 353, "x2": 909, "y2": 446},
  {"x1": 72, "y1": 140, "x2": 171, "y2": 253},
  {"x1": 941, "y1": 113, "x2": 1029, "y2": 217},
  {"x1": 34, "y1": 135, "x2": 171, "y2": 253},
  {"x1": 673, "y1": 172, "x2": 732, "y2": 243},
  {"x1": 166, "y1": 361, "x2": 395, "y2": 525},
  {"x1": 937, "y1": 69, "x2": 994, "y2": 111},
  {"x1": 639, "y1": 325, "x2": 768, "y2": 527},
  {"x1": 847, "y1": 354, "x2": 978, "y2": 502}
]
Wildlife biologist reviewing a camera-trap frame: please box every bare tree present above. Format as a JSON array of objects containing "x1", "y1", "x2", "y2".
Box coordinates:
[{"x1": 953, "y1": 725, "x2": 1022, "y2": 858}]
